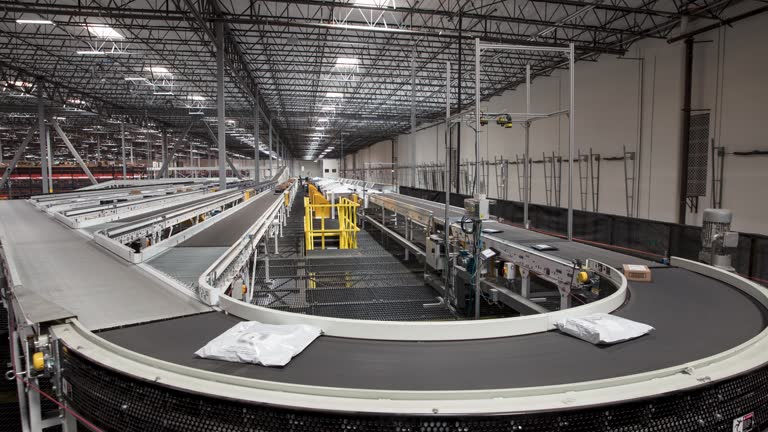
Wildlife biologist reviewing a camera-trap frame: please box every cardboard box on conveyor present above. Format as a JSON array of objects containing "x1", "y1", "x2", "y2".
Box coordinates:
[{"x1": 623, "y1": 264, "x2": 652, "y2": 282}]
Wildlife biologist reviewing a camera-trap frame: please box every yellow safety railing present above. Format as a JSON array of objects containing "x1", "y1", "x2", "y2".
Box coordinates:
[{"x1": 304, "y1": 196, "x2": 360, "y2": 251}]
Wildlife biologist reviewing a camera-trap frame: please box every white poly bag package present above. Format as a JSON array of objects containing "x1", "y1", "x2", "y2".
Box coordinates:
[
  {"x1": 194, "y1": 321, "x2": 322, "y2": 367},
  {"x1": 555, "y1": 313, "x2": 654, "y2": 345}
]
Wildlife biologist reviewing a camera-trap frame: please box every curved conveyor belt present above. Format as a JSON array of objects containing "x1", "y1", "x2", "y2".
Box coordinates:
[{"x1": 99, "y1": 255, "x2": 767, "y2": 391}]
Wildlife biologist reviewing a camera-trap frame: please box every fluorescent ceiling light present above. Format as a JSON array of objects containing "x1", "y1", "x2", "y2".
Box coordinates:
[
  {"x1": 317, "y1": 118, "x2": 329, "y2": 123},
  {"x1": 325, "y1": 92, "x2": 344, "y2": 98},
  {"x1": 67, "y1": 99, "x2": 83, "y2": 104},
  {"x1": 335, "y1": 57, "x2": 359, "y2": 66},
  {"x1": 124, "y1": 77, "x2": 147, "y2": 81},
  {"x1": 6, "y1": 80, "x2": 32, "y2": 87},
  {"x1": 76, "y1": 50, "x2": 105, "y2": 55},
  {"x1": 145, "y1": 66, "x2": 171, "y2": 75},
  {"x1": 315, "y1": 126, "x2": 325, "y2": 130},
  {"x1": 320, "y1": 105, "x2": 334, "y2": 111},
  {"x1": 85, "y1": 24, "x2": 124, "y2": 39},
  {"x1": 16, "y1": 19, "x2": 55, "y2": 25},
  {"x1": 189, "y1": 95, "x2": 206, "y2": 101}
]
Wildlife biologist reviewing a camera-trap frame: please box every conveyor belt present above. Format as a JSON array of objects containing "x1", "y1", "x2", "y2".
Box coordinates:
[
  {"x1": 0, "y1": 201, "x2": 210, "y2": 329},
  {"x1": 110, "y1": 193, "x2": 224, "y2": 223},
  {"x1": 100, "y1": 266, "x2": 767, "y2": 390},
  {"x1": 178, "y1": 192, "x2": 282, "y2": 247},
  {"x1": 379, "y1": 193, "x2": 663, "y2": 269}
]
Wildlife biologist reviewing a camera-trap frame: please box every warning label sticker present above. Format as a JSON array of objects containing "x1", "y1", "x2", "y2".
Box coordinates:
[{"x1": 733, "y1": 412, "x2": 755, "y2": 432}]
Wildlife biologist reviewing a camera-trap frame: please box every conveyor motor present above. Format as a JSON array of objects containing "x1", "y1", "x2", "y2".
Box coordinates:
[{"x1": 699, "y1": 208, "x2": 739, "y2": 271}]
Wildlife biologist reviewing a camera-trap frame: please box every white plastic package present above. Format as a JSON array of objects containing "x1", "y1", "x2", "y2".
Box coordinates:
[
  {"x1": 555, "y1": 313, "x2": 654, "y2": 345},
  {"x1": 194, "y1": 321, "x2": 322, "y2": 367}
]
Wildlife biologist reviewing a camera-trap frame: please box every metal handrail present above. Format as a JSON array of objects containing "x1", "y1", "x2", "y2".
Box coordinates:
[{"x1": 304, "y1": 197, "x2": 360, "y2": 251}]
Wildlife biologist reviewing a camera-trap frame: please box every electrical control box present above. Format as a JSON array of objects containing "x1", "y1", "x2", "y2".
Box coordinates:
[
  {"x1": 464, "y1": 197, "x2": 490, "y2": 220},
  {"x1": 426, "y1": 235, "x2": 446, "y2": 271}
]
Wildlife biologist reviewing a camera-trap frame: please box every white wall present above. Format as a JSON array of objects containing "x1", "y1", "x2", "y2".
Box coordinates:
[
  {"x1": 292, "y1": 160, "x2": 322, "y2": 178},
  {"x1": 348, "y1": 14, "x2": 768, "y2": 235},
  {"x1": 322, "y1": 159, "x2": 339, "y2": 178}
]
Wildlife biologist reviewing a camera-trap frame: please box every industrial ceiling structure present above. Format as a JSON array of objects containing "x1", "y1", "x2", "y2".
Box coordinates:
[{"x1": 0, "y1": 0, "x2": 748, "y2": 162}]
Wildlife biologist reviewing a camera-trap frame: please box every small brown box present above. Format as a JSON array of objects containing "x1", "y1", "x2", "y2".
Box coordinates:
[{"x1": 623, "y1": 264, "x2": 652, "y2": 282}]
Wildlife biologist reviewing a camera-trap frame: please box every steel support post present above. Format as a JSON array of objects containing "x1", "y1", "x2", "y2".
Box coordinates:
[
  {"x1": 444, "y1": 60, "x2": 453, "y2": 307},
  {"x1": 2, "y1": 128, "x2": 35, "y2": 189},
  {"x1": 474, "y1": 38, "x2": 481, "y2": 197},
  {"x1": 268, "y1": 118, "x2": 274, "y2": 178},
  {"x1": 524, "y1": 64, "x2": 531, "y2": 228},
  {"x1": 523, "y1": 122, "x2": 530, "y2": 228},
  {"x1": 159, "y1": 129, "x2": 168, "y2": 179},
  {"x1": 410, "y1": 46, "x2": 417, "y2": 185},
  {"x1": 121, "y1": 122, "x2": 127, "y2": 179},
  {"x1": 568, "y1": 43, "x2": 575, "y2": 241},
  {"x1": 159, "y1": 122, "x2": 193, "y2": 178},
  {"x1": 216, "y1": 20, "x2": 227, "y2": 190},
  {"x1": 254, "y1": 101, "x2": 260, "y2": 182},
  {"x1": 678, "y1": 38, "x2": 694, "y2": 225},
  {"x1": 51, "y1": 119, "x2": 97, "y2": 185},
  {"x1": 38, "y1": 84, "x2": 49, "y2": 194},
  {"x1": 45, "y1": 127, "x2": 52, "y2": 192}
]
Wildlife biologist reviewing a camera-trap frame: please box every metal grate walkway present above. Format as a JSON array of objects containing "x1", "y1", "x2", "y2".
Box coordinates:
[{"x1": 250, "y1": 187, "x2": 457, "y2": 321}]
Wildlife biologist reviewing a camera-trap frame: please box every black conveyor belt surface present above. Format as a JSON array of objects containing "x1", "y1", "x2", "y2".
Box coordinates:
[
  {"x1": 100, "y1": 267, "x2": 767, "y2": 391},
  {"x1": 178, "y1": 193, "x2": 280, "y2": 247}
]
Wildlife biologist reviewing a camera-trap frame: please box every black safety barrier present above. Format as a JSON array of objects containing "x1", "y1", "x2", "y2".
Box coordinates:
[
  {"x1": 0, "y1": 165, "x2": 149, "y2": 199},
  {"x1": 399, "y1": 186, "x2": 768, "y2": 285},
  {"x1": 60, "y1": 345, "x2": 768, "y2": 432}
]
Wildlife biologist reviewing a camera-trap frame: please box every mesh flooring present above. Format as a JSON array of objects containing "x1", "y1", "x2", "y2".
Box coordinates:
[{"x1": 250, "y1": 188, "x2": 456, "y2": 321}]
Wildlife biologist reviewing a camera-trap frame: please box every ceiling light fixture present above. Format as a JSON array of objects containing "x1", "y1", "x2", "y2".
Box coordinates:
[
  {"x1": 76, "y1": 50, "x2": 106, "y2": 55},
  {"x1": 325, "y1": 92, "x2": 344, "y2": 98},
  {"x1": 84, "y1": 24, "x2": 124, "y2": 39},
  {"x1": 145, "y1": 66, "x2": 171, "y2": 75},
  {"x1": 335, "y1": 57, "x2": 359, "y2": 66},
  {"x1": 16, "y1": 19, "x2": 55, "y2": 25}
]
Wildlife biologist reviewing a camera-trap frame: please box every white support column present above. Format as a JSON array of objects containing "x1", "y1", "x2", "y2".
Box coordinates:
[
  {"x1": 50, "y1": 119, "x2": 97, "y2": 185},
  {"x1": 38, "y1": 83, "x2": 49, "y2": 194},
  {"x1": 216, "y1": 20, "x2": 227, "y2": 190},
  {"x1": 120, "y1": 122, "x2": 127, "y2": 179}
]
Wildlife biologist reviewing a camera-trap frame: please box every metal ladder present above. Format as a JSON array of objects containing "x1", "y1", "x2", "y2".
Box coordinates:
[
  {"x1": 543, "y1": 152, "x2": 562, "y2": 207},
  {"x1": 494, "y1": 156, "x2": 509, "y2": 200},
  {"x1": 577, "y1": 149, "x2": 601, "y2": 211},
  {"x1": 623, "y1": 146, "x2": 636, "y2": 217}
]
